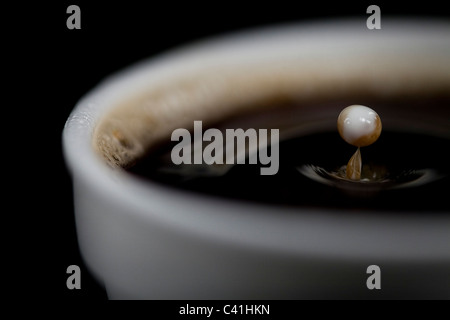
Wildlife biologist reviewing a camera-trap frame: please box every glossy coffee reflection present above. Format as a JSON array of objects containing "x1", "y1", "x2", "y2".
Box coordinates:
[{"x1": 126, "y1": 97, "x2": 450, "y2": 212}]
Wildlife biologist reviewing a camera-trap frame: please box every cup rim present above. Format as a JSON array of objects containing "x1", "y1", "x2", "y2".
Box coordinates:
[{"x1": 63, "y1": 18, "x2": 450, "y2": 262}]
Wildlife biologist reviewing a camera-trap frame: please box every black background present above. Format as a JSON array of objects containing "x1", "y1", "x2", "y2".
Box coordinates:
[{"x1": 9, "y1": 1, "x2": 448, "y2": 301}]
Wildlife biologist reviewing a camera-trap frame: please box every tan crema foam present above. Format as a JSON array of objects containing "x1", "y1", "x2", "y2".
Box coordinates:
[{"x1": 93, "y1": 53, "x2": 450, "y2": 168}]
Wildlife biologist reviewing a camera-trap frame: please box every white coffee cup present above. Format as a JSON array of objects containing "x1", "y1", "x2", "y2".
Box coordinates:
[{"x1": 63, "y1": 19, "x2": 450, "y2": 299}]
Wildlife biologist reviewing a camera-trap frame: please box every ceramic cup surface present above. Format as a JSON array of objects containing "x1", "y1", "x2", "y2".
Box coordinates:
[{"x1": 63, "y1": 19, "x2": 450, "y2": 299}]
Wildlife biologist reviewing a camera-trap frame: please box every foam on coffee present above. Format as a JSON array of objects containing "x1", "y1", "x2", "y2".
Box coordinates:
[{"x1": 93, "y1": 39, "x2": 450, "y2": 169}]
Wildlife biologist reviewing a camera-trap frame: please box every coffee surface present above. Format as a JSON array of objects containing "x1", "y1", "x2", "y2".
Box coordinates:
[{"x1": 125, "y1": 99, "x2": 450, "y2": 213}]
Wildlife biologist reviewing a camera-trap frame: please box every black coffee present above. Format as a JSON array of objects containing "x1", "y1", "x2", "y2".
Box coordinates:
[{"x1": 125, "y1": 98, "x2": 450, "y2": 213}]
